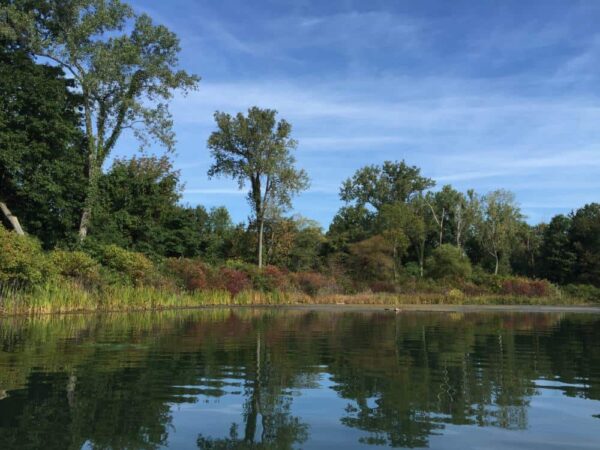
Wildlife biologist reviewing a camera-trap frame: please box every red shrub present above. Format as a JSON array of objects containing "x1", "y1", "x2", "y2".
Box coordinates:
[
  {"x1": 166, "y1": 258, "x2": 208, "y2": 291},
  {"x1": 217, "y1": 267, "x2": 251, "y2": 297},
  {"x1": 370, "y1": 281, "x2": 397, "y2": 293},
  {"x1": 262, "y1": 265, "x2": 289, "y2": 291},
  {"x1": 500, "y1": 278, "x2": 552, "y2": 297}
]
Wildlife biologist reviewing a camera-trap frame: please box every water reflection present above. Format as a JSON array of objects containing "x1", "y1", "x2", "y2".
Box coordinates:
[{"x1": 0, "y1": 309, "x2": 598, "y2": 449}]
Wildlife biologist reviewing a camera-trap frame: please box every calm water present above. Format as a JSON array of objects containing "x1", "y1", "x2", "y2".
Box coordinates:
[{"x1": 0, "y1": 308, "x2": 599, "y2": 449}]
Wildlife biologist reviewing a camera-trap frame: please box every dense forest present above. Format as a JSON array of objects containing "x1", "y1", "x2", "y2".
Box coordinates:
[{"x1": 0, "y1": 0, "x2": 599, "y2": 308}]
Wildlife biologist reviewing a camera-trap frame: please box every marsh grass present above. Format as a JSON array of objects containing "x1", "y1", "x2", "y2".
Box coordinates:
[{"x1": 0, "y1": 278, "x2": 589, "y2": 315}]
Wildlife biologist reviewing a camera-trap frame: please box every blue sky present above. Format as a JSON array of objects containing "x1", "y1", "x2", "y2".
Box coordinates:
[{"x1": 121, "y1": 0, "x2": 600, "y2": 227}]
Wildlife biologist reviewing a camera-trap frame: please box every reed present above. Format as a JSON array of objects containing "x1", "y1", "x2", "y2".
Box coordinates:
[{"x1": 0, "y1": 281, "x2": 589, "y2": 316}]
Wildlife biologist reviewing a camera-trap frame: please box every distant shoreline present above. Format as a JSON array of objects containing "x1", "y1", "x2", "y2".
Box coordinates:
[{"x1": 2, "y1": 300, "x2": 600, "y2": 318}]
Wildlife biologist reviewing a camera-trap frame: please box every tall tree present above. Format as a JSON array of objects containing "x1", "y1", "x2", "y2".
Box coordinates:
[
  {"x1": 451, "y1": 189, "x2": 480, "y2": 250},
  {"x1": 207, "y1": 107, "x2": 309, "y2": 268},
  {"x1": 377, "y1": 202, "x2": 411, "y2": 280},
  {"x1": 2, "y1": 0, "x2": 199, "y2": 240},
  {"x1": 477, "y1": 190, "x2": 522, "y2": 275},
  {"x1": 0, "y1": 43, "x2": 86, "y2": 246},
  {"x1": 340, "y1": 160, "x2": 434, "y2": 211},
  {"x1": 569, "y1": 203, "x2": 600, "y2": 286},
  {"x1": 537, "y1": 215, "x2": 574, "y2": 283}
]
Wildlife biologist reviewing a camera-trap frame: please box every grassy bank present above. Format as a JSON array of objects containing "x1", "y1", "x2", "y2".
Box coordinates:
[
  {"x1": 1, "y1": 228, "x2": 598, "y2": 315},
  {"x1": 0, "y1": 282, "x2": 593, "y2": 316}
]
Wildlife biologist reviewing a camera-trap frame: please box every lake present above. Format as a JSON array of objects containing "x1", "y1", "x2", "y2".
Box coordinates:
[{"x1": 0, "y1": 307, "x2": 598, "y2": 449}]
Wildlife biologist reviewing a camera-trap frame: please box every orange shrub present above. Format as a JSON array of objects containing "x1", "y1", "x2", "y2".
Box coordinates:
[
  {"x1": 262, "y1": 265, "x2": 289, "y2": 291},
  {"x1": 500, "y1": 278, "x2": 553, "y2": 297}
]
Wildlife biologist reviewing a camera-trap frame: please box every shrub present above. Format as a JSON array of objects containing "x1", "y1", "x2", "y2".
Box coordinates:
[
  {"x1": 166, "y1": 258, "x2": 208, "y2": 291},
  {"x1": 261, "y1": 265, "x2": 289, "y2": 292},
  {"x1": 215, "y1": 267, "x2": 251, "y2": 297},
  {"x1": 426, "y1": 244, "x2": 472, "y2": 281},
  {"x1": 49, "y1": 250, "x2": 101, "y2": 286},
  {"x1": 291, "y1": 272, "x2": 338, "y2": 296},
  {"x1": 471, "y1": 266, "x2": 503, "y2": 292},
  {"x1": 0, "y1": 227, "x2": 53, "y2": 286},
  {"x1": 499, "y1": 277, "x2": 553, "y2": 297},
  {"x1": 370, "y1": 280, "x2": 397, "y2": 293},
  {"x1": 446, "y1": 288, "x2": 466, "y2": 301},
  {"x1": 100, "y1": 245, "x2": 155, "y2": 286},
  {"x1": 562, "y1": 284, "x2": 600, "y2": 303}
]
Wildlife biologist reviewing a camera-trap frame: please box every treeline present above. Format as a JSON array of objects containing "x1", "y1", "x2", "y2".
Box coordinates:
[{"x1": 0, "y1": 0, "x2": 599, "y2": 305}]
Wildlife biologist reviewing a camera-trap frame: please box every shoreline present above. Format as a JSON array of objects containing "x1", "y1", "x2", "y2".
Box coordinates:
[{"x1": 1, "y1": 302, "x2": 600, "y2": 318}]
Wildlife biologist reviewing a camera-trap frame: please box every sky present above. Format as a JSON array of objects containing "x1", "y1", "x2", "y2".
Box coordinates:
[{"x1": 120, "y1": 0, "x2": 600, "y2": 227}]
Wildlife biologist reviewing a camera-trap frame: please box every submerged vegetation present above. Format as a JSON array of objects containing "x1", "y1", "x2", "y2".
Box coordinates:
[{"x1": 0, "y1": 1, "x2": 599, "y2": 314}]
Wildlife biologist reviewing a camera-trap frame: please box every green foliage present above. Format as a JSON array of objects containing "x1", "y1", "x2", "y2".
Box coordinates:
[
  {"x1": 562, "y1": 284, "x2": 600, "y2": 303},
  {"x1": 347, "y1": 235, "x2": 395, "y2": 282},
  {"x1": 207, "y1": 106, "x2": 309, "y2": 267},
  {"x1": 99, "y1": 245, "x2": 155, "y2": 286},
  {"x1": 426, "y1": 244, "x2": 472, "y2": 280},
  {"x1": 49, "y1": 250, "x2": 100, "y2": 286},
  {"x1": 569, "y1": 203, "x2": 600, "y2": 286},
  {"x1": 477, "y1": 190, "x2": 522, "y2": 275},
  {"x1": 3, "y1": 0, "x2": 199, "y2": 238},
  {"x1": 0, "y1": 226, "x2": 53, "y2": 286},
  {"x1": 340, "y1": 160, "x2": 434, "y2": 211},
  {"x1": 92, "y1": 155, "x2": 182, "y2": 254},
  {"x1": 0, "y1": 46, "x2": 85, "y2": 246},
  {"x1": 538, "y1": 215, "x2": 575, "y2": 284}
]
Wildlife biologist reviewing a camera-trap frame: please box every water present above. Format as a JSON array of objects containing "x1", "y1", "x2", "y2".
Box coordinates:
[{"x1": 0, "y1": 308, "x2": 599, "y2": 449}]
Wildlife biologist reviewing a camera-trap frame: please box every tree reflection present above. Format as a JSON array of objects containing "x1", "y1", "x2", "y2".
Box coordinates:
[{"x1": 0, "y1": 310, "x2": 597, "y2": 449}]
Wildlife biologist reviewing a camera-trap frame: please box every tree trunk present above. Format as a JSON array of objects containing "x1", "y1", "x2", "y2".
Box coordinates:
[
  {"x1": 258, "y1": 218, "x2": 265, "y2": 268},
  {"x1": 0, "y1": 202, "x2": 25, "y2": 235},
  {"x1": 78, "y1": 151, "x2": 101, "y2": 241},
  {"x1": 494, "y1": 252, "x2": 499, "y2": 275}
]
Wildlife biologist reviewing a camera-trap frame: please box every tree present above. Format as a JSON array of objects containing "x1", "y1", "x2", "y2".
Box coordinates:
[
  {"x1": 207, "y1": 107, "x2": 309, "y2": 268},
  {"x1": 426, "y1": 244, "x2": 472, "y2": 280},
  {"x1": 569, "y1": 203, "x2": 600, "y2": 286},
  {"x1": 91, "y1": 155, "x2": 182, "y2": 255},
  {"x1": 451, "y1": 189, "x2": 480, "y2": 250},
  {"x1": 348, "y1": 235, "x2": 395, "y2": 283},
  {"x1": 377, "y1": 203, "x2": 411, "y2": 280},
  {"x1": 477, "y1": 190, "x2": 522, "y2": 275},
  {"x1": 327, "y1": 205, "x2": 375, "y2": 249},
  {"x1": 423, "y1": 185, "x2": 467, "y2": 247},
  {"x1": 3, "y1": 0, "x2": 199, "y2": 240},
  {"x1": 537, "y1": 215, "x2": 574, "y2": 284},
  {"x1": 0, "y1": 44, "x2": 86, "y2": 246},
  {"x1": 340, "y1": 160, "x2": 434, "y2": 211}
]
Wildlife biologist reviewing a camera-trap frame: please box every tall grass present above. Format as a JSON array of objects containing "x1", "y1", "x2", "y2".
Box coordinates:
[{"x1": 0, "y1": 280, "x2": 590, "y2": 316}]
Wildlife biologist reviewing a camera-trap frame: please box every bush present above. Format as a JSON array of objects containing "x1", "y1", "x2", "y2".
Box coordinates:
[
  {"x1": 0, "y1": 227, "x2": 53, "y2": 286},
  {"x1": 216, "y1": 267, "x2": 251, "y2": 297},
  {"x1": 49, "y1": 250, "x2": 101, "y2": 286},
  {"x1": 166, "y1": 258, "x2": 208, "y2": 291},
  {"x1": 100, "y1": 245, "x2": 155, "y2": 286},
  {"x1": 446, "y1": 288, "x2": 466, "y2": 301},
  {"x1": 261, "y1": 265, "x2": 289, "y2": 292},
  {"x1": 291, "y1": 272, "x2": 338, "y2": 296},
  {"x1": 562, "y1": 284, "x2": 600, "y2": 303},
  {"x1": 471, "y1": 266, "x2": 503, "y2": 292},
  {"x1": 370, "y1": 280, "x2": 397, "y2": 293},
  {"x1": 500, "y1": 277, "x2": 554, "y2": 297},
  {"x1": 426, "y1": 244, "x2": 472, "y2": 281}
]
